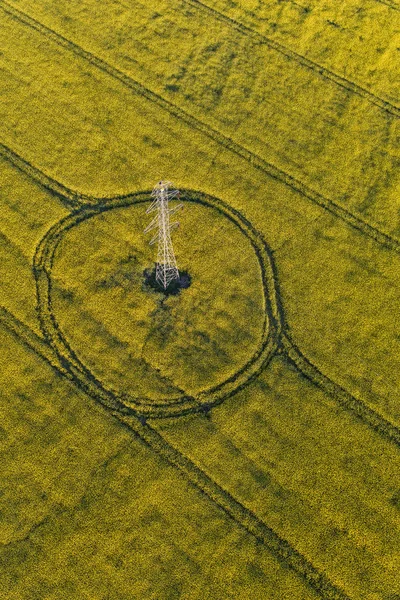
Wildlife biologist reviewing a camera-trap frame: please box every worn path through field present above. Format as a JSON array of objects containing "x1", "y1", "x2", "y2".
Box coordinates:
[
  {"x1": 1, "y1": 4, "x2": 400, "y2": 593},
  {"x1": 1, "y1": 138, "x2": 399, "y2": 443}
]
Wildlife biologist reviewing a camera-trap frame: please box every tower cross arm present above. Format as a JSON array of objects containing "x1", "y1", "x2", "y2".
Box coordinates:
[
  {"x1": 143, "y1": 215, "x2": 158, "y2": 234},
  {"x1": 168, "y1": 203, "x2": 183, "y2": 216}
]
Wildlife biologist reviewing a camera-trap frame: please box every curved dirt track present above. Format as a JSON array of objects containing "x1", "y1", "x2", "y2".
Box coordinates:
[{"x1": 34, "y1": 190, "x2": 281, "y2": 419}]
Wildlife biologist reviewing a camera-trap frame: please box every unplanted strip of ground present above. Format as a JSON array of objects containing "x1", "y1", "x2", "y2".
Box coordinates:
[{"x1": 3, "y1": 0, "x2": 400, "y2": 237}]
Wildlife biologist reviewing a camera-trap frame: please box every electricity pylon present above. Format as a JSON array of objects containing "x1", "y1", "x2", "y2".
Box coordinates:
[{"x1": 144, "y1": 181, "x2": 182, "y2": 290}]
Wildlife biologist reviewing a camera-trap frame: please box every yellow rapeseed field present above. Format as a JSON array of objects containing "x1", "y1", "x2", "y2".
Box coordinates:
[{"x1": 0, "y1": 0, "x2": 399, "y2": 598}]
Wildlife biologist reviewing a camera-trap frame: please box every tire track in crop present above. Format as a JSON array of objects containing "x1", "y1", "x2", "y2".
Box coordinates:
[
  {"x1": 1, "y1": 182, "x2": 394, "y2": 600},
  {"x1": 34, "y1": 191, "x2": 281, "y2": 419},
  {"x1": 1, "y1": 138, "x2": 399, "y2": 448},
  {"x1": 374, "y1": 0, "x2": 400, "y2": 11},
  {"x1": 282, "y1": 332, "x2": 400, "y2": 446},
  {"x1": 0, "y1": 142, "x2": 134, "y2": 210},
  {"x1": 115, "y1": 413, "x2": 351, "y2": 600},
  {"x1": 0, "y1": 305, "x2": 67, "y2": 375},
  {"x1": 0, "y1": 12, "x2": 395, "y2": 595},
  {"x1": 183, "y1": 0, "x2": 400, "y2": 116},
  {"x1": 1, "y1": 3, "x2": 400, "y2": 256},
  {"x1": 0, "y1": 306, "x2": 349, "y2": 599}
]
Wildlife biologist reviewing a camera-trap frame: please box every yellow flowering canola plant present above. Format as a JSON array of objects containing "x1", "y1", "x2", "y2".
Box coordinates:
[{"x1": 0, "y1": 0, "x2": 399, "y2": 598}]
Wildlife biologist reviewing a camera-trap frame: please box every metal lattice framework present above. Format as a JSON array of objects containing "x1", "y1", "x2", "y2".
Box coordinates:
[{"x1": 144, "y1": 181, "x2": 182, "y2": 289}]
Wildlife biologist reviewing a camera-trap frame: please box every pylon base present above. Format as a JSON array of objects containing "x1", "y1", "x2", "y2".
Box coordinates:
[{"x1": 143, "y1": 266, "x2": 191, "y2": 296}]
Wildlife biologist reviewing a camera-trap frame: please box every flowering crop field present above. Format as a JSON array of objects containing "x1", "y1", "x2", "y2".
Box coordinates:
[{"x1": 0, "y1": 1, "x2": 399, "y2": 598}]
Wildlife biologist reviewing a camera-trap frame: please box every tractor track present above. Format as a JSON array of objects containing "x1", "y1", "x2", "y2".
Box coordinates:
[
  {"x1": 0, "y1": 5, "x2": 398, "y2": 591},
  {"x1": 0, "y1": 142, "x2": 133, "y2": 210},
  {"x1": 114, "y1": 412, "x2": 351, "y2": 600},
  {"x1": 1, "y1": 2, "x2": 400, "y2": 255},
  {"x1": 33, "y1": 191, "x2": 281, "y2": 419},
  {"x1": 0, "y1": 305, "x2": 66, "y2": 376},
  {"x1": 1, "y1": 182, "x2": 396, "y2": 600},
  {"x1": 0, "y1": 305, "x2": 350, "y2": 600},
  {"x1": 282, "y1": 333, "x2": 400, "y2": 446},
  {"x1": 374, "y1": 0, "x2": 400, "y2": 10},
  {"x1": 1, "y1": 139, "x2": 399, "y2": 445},
  {"x1": 183, "y1": 0, "x2": 400, "y2": 117}
]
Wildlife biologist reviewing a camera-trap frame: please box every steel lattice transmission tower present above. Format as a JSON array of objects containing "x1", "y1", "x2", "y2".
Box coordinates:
[{"x1": 144, "y1": 181, "x2": 183, "y2": 290}]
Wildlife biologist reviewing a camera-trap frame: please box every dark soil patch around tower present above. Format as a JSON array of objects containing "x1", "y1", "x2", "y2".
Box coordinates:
[{"x1": 143, "y1": 266, "x2": 192, "y2": 296}]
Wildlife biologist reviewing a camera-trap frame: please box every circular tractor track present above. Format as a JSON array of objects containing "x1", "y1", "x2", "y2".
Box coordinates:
[{"x1": 34, "y1": 190, "x2": 283, "y2": 419}]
